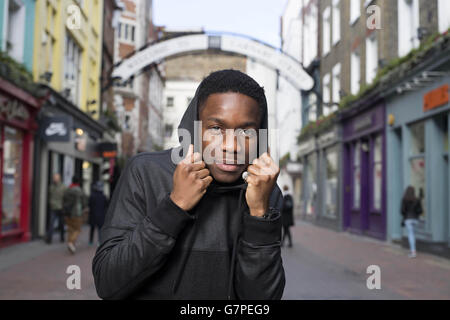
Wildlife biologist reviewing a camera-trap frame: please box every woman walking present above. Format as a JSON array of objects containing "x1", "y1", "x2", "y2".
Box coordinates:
[{"x1": 401, "y1": 186, "x2": 423, "y2": 258}]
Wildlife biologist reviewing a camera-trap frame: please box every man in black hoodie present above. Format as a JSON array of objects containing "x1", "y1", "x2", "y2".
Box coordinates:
[{"x1": 92, "y1": 69, "x2": 285, "y2": 300}]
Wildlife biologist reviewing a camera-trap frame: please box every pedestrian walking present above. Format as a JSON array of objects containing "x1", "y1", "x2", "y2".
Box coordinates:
[
  {"x1": 63, "y1": 176, "x2": 87, "y2": 254},
  {"x1": 92, "y1": 70, "x2": 285, "y2": 300},
  {"x1": 46, "y1": 173, "x2": 66, "y2": 244},
  {"x1": 281, "y1": 185, "x2": 294, "y2": 248},
  {"x1": 88, "y1": 181, "x2": 108, "y2": 246},
  {"x1": 401, "y1": 186, "x2": 423, "y2": 258}
]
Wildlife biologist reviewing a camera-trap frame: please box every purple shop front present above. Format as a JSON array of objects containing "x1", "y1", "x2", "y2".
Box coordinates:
[{"x1": 342, "y1": 103, "x2": 386, "y2": 240}]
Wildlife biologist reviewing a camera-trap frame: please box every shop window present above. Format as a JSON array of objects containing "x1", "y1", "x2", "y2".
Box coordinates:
[
  {"x1": 306, "y1": 153, "x2": 317, "y2": 216},
  {"x1": 1, "y1": 126, "x2": 23, "y2": 232},
  {"x1": 408, "y1": 121, "x2": 426, "y2": 220},
  {"x1": 410, "y1": 121, "x2": 425, "y2": 155},
  {"x1": 353, "y1": 142, "x2": 361, "y2": 209},
  {"x1": 325, "y1": 147, "x2": 338, "y2": 218},
  {"x1": 373, "y1": 135, "x2": 382, "y2": 211}
]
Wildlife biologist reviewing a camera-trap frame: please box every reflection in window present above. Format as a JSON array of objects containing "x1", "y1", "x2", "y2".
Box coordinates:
[
  {"x1": 409, "y1": 121, "x2": 426, "y2": 220},
  {"x1": 325, "y1": 147, "x2": 338, "y2": 218},
  {"x1": 2, "y1": 127, "x2": 23, "y2": 232},
  {"x1": 410, "y1": 121, "x2": 425, "y2": 155},
  {"x1": 306, "y1": 153, "x2": 317, "y2": 216},
  {"x1": 353, "y1": 142, "x2": 361, "y2": 209},
  {"x1": 373, "y1": 135, "x2": 382, "y2": 211}
]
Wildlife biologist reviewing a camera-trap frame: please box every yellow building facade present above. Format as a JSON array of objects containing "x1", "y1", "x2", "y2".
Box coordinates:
[{"x1": 32, "y1": 0, "x2": 103, "y2": 118}]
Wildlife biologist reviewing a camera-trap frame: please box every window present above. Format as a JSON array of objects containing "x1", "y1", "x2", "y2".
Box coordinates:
[
  {"x1": 408, "y1": 121, "x2": 426, "y2": 220},
  {"x1": 63, "y1": 34, "x2": 82, "y2": 106},
  {"x1": 306, "y1": 153, "x2": 318, "y2": 216},
  {"x1": 131, "y1": 26, "x2": 135, "y2": 42},
  {"x1": 166, "y1": 97, "x2": 174, "y2": 107},
  {"x1": 366, "y1": 34, "x2": 378, "y2": 84},
  {"x1": 353, "y1": 142, "x2": 361, "y2": 209},
  {"x1": 325, "y1": 147, "x2": 338, "y2": 218},
  {"x1": 350, "y1": 0, "x2": 360, "y2": 25},
  {"x1": 351, "y1": 51, "x2": 361, "y2": 95},
  {"x1": 398, "y1": 0, "x2": 420, "y2": 57},
  {"x1": 323, "y1": 6, "x2": 331, "y2": 56},
  {"x1": 308, "y1": 93, "x2": 317, "y2": 122},
  {"x1": 332, "y1": 63, "x2": 341, "y2": 105},
  {"x1": 2, "y1": 126, "x2": 23, "y2": 232},
  {"x1": 332, "y1": 0, "x2": 341, "y2": 45},
  {"x1": 6, "y1": 0, "x2": 25, "y2": 63},
  {"x1": 438, "y1": 0, "x2": 450, "y2": 34},
  {"x1": 322, "y1": 73, "x2": 331, "y2": 116},
  {"x1": 164, "y1": 124, "x2": 173, "y2": 138},
  {"x1": 373, "y1": 135, "x2": 383, "y2": 211},
  {"x1": 117, "y1": 22, "x2": 136, "y2": 43}
]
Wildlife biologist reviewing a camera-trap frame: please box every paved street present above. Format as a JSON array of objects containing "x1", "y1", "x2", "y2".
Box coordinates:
[{"x1": 1, "y1": 222, "x2": 450, "y2": 300}]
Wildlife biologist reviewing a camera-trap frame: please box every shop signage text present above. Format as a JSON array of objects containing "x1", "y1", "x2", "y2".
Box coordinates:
[
  {"x1": 353, "y1": 114, "x2": 374, "y2": 133},
  {"x1": 41, "y1": 116, "x2": 72, "y2": 142},
  {"x1": 0, "y1": 99, "x2": 29, "y2": 121},
  {"x1": 423, "y1": 84, "x2": 449, "y2": 112}
]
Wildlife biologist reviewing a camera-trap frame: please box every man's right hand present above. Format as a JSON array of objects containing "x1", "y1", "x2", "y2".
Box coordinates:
[{"x1": 170, "y1": 144, "x2": 213, "y2": 211}]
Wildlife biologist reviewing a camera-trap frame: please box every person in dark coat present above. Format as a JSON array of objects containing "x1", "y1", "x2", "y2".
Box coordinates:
[
  {"x1": 281, "y1": 185, "x2": 294, "y2": 247},
  {"x1": 88, "y1": 181, "x2": 108, "y2": 246},
  {"x1": 401, "y1": 186, "x2": 423, "y2": 258}
]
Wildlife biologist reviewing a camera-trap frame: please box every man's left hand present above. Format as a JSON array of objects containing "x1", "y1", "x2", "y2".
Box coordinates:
[{"x1": 245, "y1": 152, "x2": 280, "y2": 217}]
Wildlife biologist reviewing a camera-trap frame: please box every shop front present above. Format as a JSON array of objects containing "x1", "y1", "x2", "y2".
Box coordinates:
[
  {"x1": 31, "y1": 86, "x2": 106, "y2": 239},
  {"x1": 298, "y1": 137, "x2": 318, "y2": 221},
  {"x1": 342, "y1": 102, "x2": 386, "y2": 240},
  {"x1": 386, "y1": 76, "x2": 450, "y2": 255},
  {"x1": 315, "y1": 126, "x2": 342, "y2": 231},
  {"x1": 0, "y1": 78, "x2": 42, "y2": 247}
]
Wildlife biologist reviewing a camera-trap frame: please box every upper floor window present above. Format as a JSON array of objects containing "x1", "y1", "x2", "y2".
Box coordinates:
[
  {"x1": 332, "y1": 63, "x2": 341, "y2": 106},
  {"x1": 5, "y1": 0, "x2": 25, "y2": 63},
  {"x1": 398, "y1": 0, "x2": 420, "y2": 57},
  {"x1": 351, "y1": 50, "x2": 361, "y2": 95},
  {"x1": 63, "y1": 34, "x2": 82, "y2": 106},
  {"x1": 323, "y1": 6, "x2": 331, "y2": 56},
  {"x1": 438, "y1": 0, "x2": 450, "y2": 33},
  {"x1": 366, "y1": 33, "x2": 378, "y2": 84},
  {"x1": 166, "y1": 97, "x2": 174, "y2": 107},
  {"x1": 350, "y1": 0, "x2": 360, "y2": 25},
  {"x1": 117, "y1": 22, "x2": 136, "y2": 43}
]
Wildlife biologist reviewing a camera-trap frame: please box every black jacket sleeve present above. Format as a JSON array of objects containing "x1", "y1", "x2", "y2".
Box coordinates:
[
  {"x1": 92, "y1": 157, "x2": 194, "y2": 299},
  {"x1": 234, "y1": 188, "x2": 285, "y2": 300}
]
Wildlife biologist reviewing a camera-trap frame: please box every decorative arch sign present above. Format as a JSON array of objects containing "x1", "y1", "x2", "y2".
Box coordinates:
[{"x1": 111, "y1": 33, "x2": 314, "y2": 91}]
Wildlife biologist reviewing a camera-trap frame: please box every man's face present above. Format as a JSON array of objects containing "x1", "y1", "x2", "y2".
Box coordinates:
[{"x1": 199, "y1": 92, "x2": 261, "y2": 184}]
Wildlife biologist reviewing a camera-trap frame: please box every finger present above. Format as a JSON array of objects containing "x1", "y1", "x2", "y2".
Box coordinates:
[
  {"x1": 183, "y1": 144, "x2": 194, "y2": 163},
  {"x1": 196, "y1": 168, "x2": 210, "y2": 179},
  {"x1": 188, "y1": 162, "x2": 206, "y2": 171},
  {"x1": 247, "y1": 165, "x2": 261, "y2": 176},
  {"x1": 202, "y1": 175, "x2": 213, "y2": 188},
  {"x1": 193, "y1": 152, "x2": 202, "y2": 164}
]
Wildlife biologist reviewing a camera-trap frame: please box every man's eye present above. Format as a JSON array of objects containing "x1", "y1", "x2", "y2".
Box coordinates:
[
  {"x1": 209, "y1": 127, "x2": 222, "y2": 135},
  {"x1": 236, "y1": 129, "x2": 255, "y2": 138}
]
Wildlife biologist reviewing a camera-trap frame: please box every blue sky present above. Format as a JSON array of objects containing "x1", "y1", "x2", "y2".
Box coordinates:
[{"x1": 153, "y1": 0, "x2": 288, "y2": 48}]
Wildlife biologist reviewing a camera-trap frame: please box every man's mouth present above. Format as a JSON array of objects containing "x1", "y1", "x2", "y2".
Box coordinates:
[{"x1": 214, "y1": 160, "x2": 244, "y2": 172}]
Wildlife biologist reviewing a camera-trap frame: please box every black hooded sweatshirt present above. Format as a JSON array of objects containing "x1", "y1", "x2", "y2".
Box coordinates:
[{"x1": 92, "y1": 85, "x2": 286, "y2": 300}]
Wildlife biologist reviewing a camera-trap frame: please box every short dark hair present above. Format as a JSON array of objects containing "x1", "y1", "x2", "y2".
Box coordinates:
[
  {"x1": 197, "y1": 69, "x2": 266, "y2": 120},
  {"x1": 72, "y1": 176, "x2": 80, "y2": 184}
]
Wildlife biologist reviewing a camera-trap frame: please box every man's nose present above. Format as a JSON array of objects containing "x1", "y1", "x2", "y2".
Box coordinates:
[{"x1": 222, "y1": 129, "x2": 241, "y2": 154}]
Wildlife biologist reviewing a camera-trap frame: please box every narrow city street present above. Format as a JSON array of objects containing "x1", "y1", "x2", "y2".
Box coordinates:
[{"x1": 1, "y1": 222, "x2": 449, "y2": 300}]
